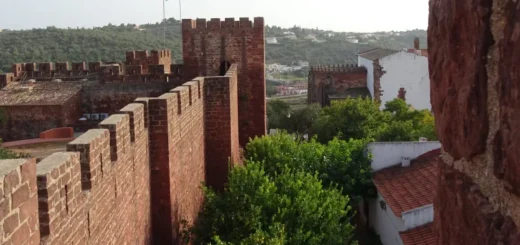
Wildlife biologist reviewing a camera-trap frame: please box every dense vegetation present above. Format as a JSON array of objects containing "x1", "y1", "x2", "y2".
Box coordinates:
[
  {"x1": 188, "y1": 162, "x2": 357, "y2": 245},
  {"x1": 0, "y1": 19, "x2": 426, "y2": 72},
  {"x1": 184, "y1": 98, "x2": 432, "y2": 244},
  {"x1": 185, "y1": 133, "x2": 368, "y2": 245},
  {"x1": 268, "y1": 97, "x2": 437, "y2": 143}
]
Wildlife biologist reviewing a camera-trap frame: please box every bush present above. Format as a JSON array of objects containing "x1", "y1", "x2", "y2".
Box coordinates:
[{"x1": 188, "y1": 162, "x2": 357, "y2": 245}]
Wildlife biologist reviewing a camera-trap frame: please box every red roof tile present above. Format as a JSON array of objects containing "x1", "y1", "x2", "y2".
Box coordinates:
[
  {"x1": 400, "y1": 224, "x2": 437, "y2": 245},
  {"x1": 372, "y1": 149, "x2": 440, "y2": 217}
]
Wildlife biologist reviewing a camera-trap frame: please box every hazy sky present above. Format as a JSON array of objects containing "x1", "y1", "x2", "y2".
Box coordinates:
[{"x1": 1, "y1": 0, "x2": 429, "y2": 32}]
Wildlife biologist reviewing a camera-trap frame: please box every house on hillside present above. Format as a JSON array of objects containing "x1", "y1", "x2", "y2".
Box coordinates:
[
  {"x1": 308, "y1": 38, "x2": 431, "y2": 110},
  {"x1": 266, "y1": 37, "x2": 278, "y2": 44},
  {"x1": 367, "y1": 142, "x2": 441, "y2": 245},
  {"x1": 357, "y1": 40, "x2": 431, "y2": 110}
]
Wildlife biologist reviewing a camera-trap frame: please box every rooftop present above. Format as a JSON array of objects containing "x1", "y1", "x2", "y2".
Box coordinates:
[
  {"x1": 8, "y1": 140, "x2": 71, "y2": 160},
  {"x1": 399, "y1": 224, "x2": 437, "y2": 245},
  {"x1": 358, "y1": 48, "x2": 399, "y2": 61},
  {"x1": 0, "y1": 82, "x2": 81, "y2": 106},
  {"x1": 372, "y1": 149, "x2": 440, "y2": 217}
]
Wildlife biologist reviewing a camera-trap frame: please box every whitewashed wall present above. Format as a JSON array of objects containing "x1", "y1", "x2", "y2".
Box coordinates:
[
  {"x1": 379, "y1": 51, "x2": 431, "y2": 110},
  {"x1": 358, "y1": 56, "x2": 375, "y2": 98},
  {"x1": 402, "y1": 205, "x2": 434, "y2": 230},
  {"x1": 367, "y1": 142, "x2": 441, "y2": 171},
  {"x1": 369, "y1": 193, "x2": 405, "y2": 245}
]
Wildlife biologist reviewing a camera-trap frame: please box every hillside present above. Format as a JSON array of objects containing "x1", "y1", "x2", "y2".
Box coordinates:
[{"x1": 0, "y1": 19, "x2": 426, "y2": 72}]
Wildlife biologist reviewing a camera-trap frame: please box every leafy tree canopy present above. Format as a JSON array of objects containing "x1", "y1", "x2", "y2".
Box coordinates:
[
  {"x1": 245, "y1": 132, "x2": 374, "y2": 202},
  {"x1": 189, "y1": 162, "x2": 357, "y2": 245}
]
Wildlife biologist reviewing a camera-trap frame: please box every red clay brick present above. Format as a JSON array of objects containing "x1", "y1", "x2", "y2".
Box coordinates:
[
  {"x1": 3, "y1": 212, "x2": 19, "y2": 236},
  {"x1": 12, "y1": 183, "x2": 30, "y2": 208},
  {"x1": 10, "y1": 222, "x2": 30, "y2": 245}
]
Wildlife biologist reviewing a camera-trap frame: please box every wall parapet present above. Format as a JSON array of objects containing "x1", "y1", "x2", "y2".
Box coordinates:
[
  {"x1": 310, "y1": 64, "x2": 367, "y2": 73},
  {"x1": 182, "y1": 17, "x2": 264, "y2": 30},
  {"x1": 0, "y1": 72, "x2": 232, "y2": 244}
]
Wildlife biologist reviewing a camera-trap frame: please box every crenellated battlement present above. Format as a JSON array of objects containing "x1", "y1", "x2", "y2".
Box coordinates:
[
  {"x1": 310, "y1": 64, "x2": 367, "y2": 73},
  {"x1": 0, "y1": 63, "x2": 242, "y2": 245},
  {"x1": 3, "y1": 49, "x2": 177, "y2": 84},
  {"x1": 182, "y1": 17, "x2": 264, "y2": 30}
]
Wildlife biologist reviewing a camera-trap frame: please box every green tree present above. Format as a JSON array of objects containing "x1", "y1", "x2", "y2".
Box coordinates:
[
  {"x1": 379, "y1": 99, "x2": 437, "y2": 141},
  {"x1": 188, "y1": 162, "x2": 357, "y2": 245},
  {"x1": 267, "y1": 100, "x2": 321, "y2": 137},
  {"x1": 267, "y1": 100, "x2": 291, "y2": 130},
  {"x1": 245, "y1": 133, "x2": 374, "y2": 202},
  {"x1": 312, "y1": 97, "x2": 386, "y2": 143}
]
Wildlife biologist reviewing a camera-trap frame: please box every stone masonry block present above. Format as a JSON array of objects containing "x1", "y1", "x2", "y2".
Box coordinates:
[
  {"x1": 181, "y1": 81, "x2": 198, "y2": 105},
  {"x1": 36, "y1": 152, "x2": 81, "y2": 239},
  {"x1": 99, "y1": 114, "x2": 130, "y2": 162},
  {"x1": 134, "y1": 98, "x2": 154, "y2": 131},
  {"x1": 67, "y1": 129, "x2": 110, "y2": 190},
  {"x1": 118, "y1": 103, "x2": 145, "y2": 143},
  {"x1": 0, "y1": 159, "x2": 29, "y2": 195}
]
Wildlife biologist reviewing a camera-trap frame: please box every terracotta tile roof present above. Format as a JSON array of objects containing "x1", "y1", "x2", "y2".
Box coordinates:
[
  {"x1": 0, "y1": 82, "x2": 81, "y2": 106},
  {"x1": 372, "y1": 149, "x2": 440, "y2": 217},
  {"x1": 400, "y1": 224, "x2": 437, "y2": 245},
  {"x1": 358, "y1": 48, "x2": 399, "y2": 60}
]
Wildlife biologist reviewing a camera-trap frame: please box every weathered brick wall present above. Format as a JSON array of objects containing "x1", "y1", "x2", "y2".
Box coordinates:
[
  {"x1": 81, "y1": 82, "x2": 170, "y2": 115},
  {"x1": 182, "y1": 17, "x2": 266, "y2": 147},
  {"x1": 204, "y1": 64, "x2": 240, "y2": 191},
  {"x1": 429, "y1": 0, "x2": 520, "y2": 243},
  {"x1": 0, "y1": 105, "x2": 70, "y2": 141},
  {"x1": 308, "y1": 65, "x2": 367, "y2": 106},
  {"x1": 0, "y1": 158, "x2": 40, "y2": 245},
  {"x1": 148, "y1": 78, "x2": 207, "y2": 244}
]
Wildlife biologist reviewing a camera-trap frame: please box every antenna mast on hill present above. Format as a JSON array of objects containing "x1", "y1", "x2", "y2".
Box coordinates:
[{"x1": 163, "y1": 0, "x2": 167, "y2": 48}]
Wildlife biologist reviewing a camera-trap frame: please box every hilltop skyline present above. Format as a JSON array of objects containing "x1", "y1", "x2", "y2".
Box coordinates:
[{"x1": 1, "y1": 0, "x2": 429, "y2": 33}]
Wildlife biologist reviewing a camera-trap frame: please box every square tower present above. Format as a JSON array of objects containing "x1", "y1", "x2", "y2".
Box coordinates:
[{"x1": 182, "y1": 17, "x2": 266, "y2": 146}]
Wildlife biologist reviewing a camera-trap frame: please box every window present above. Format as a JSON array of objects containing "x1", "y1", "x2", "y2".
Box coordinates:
[{"x1": 379, "y1": 200, "x2": 387, "y2": 211}]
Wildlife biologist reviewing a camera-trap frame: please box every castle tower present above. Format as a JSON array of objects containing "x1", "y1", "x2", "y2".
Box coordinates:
[{"x1": 181, "y1": 17, "x2": 266, "y2": 147}]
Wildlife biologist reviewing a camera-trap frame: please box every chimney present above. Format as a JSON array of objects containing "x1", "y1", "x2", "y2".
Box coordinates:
[
  {"x1": 401, "y1": 157, "x2": 411, "y2": 167},
  {"x1": 414, "y1": 37, "x2": 420, "y2": 50}
]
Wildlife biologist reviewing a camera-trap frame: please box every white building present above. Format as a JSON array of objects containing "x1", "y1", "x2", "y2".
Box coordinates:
[
  {"x1": 346, "y1": 37, "x2": 359, "y2": 43},
  {"x1": 367, "y1": 142, "x2": 441, "y2": 245},
  {"x1": 358, "y1": 48, "x2": 431, "y2": 110},
  {"x1": 282, "y1": 31, "x2": 297, "y2": 40},
  {"x1": 266, "y1": 37, "x2": 278, "y2": 44}
]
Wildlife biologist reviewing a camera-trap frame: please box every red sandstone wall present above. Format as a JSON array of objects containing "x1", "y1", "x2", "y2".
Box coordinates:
[
  {"x1": 182, "y1": 17, "x2": 266, "y2": 147},
  {"x1": 0, "y1": 159, "x2": 40, "y2": 245},
  {"x1": 204, "y1": 64, "x2": 240, "y2": 191},
  {"x1": 429, "y1": 0, "x2": 520, "y2": 243},
  {"x1": 147, "y1": 78, "x2": 207, "y2": 244},
  {"x1": 0, "y1": 105, "x2": 68, "y2": 141},
  {"x1": 308, "y1": 66, "x2": 367, "y2": 106},
  {"x1": 81, "y1": 83, "x2": 170, "y2": 115}
]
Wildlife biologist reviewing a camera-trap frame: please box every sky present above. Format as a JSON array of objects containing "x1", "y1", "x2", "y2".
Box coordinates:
[{"x1": 0, "y1": 0, "x2": 429, "y2": 32}]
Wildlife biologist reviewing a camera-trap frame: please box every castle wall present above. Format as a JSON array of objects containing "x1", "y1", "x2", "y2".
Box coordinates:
[
  {"x1": 0, "y1": 105, "x2": 70, "y2": 141},
  {"x1": 307, "y1": 65, "x2": 367, "y2": 106},
  {"x1": 81, "y1": 82, "x2": 170, "y2": 115},
  {"x1": 204, "y1": 65, "x2": 240, "y2": 191},
  {"x1": 0, "y1": 66, "x2": 240, "y2": 244},
  {"x1": 429, "y1": 0, "x2": 520, "y2": 243},
  {"x1": 0, "y1": 159, "x2": 40, "y2": 245},
  {"x1": 182, "y1": 17, "x2": 266, "y2": 147}
]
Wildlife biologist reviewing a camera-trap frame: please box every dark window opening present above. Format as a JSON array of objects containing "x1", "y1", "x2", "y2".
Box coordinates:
[{"x1": 219, "y1": 61, "x2": 231, "y2": 76}]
